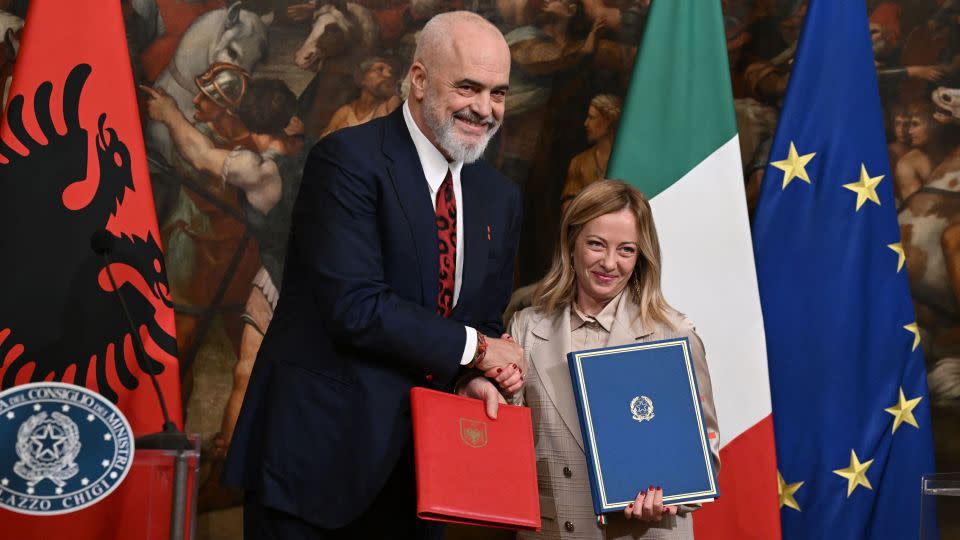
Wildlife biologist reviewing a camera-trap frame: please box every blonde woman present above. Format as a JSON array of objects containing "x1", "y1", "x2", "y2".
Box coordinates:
[{"x1": 479, "y1": 180, "x2": 720, "y2": 539}]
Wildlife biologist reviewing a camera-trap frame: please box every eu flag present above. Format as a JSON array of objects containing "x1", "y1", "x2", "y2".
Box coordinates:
[{"x1": 752, "y1": 0, "x2": 936, "y2": 538}]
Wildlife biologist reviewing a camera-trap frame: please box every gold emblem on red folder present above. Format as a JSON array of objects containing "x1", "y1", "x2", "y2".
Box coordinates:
[{"x1": 459, "y1": 418, "x2": 488, "y2": 448}]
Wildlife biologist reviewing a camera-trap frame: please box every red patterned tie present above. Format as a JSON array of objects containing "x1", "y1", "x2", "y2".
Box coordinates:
[{"x1": 436, "y1": 169, "x2": 456, "y2": 317}]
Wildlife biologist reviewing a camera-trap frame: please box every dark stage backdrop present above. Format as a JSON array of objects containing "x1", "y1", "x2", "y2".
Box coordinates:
[{"x1": 1, "y1": 0, "x2": 957, "y2": 537}]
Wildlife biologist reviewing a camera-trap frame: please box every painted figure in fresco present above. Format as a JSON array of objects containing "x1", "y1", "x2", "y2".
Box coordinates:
[
  {"x1": 895, "y1": 101, "x2": 955, "y2": 201},
  {"x1": 741, "y1": 1, "x2": 805, "y2": 106},
  {"x1": 501, "y1": 0, "x2": 607, "y2": 181},
  {"x1": 740, "y1": 1, "x2": 934, "y2": 111},
  {"x1": 898, "y1": 0, "x2": 960, "y2": 104},
  {"x1": 293, "y1": 1, "x2": 379, "y2": 70},
  {"x1": 888, "y1": 103, "x2": 912, "y2": 184},
  {"x1": 321, "y1": 56, "x2": 401, "y2": 137},
  {"x1": 579, "y1": 0, "x2": 650, "y2": 35},
  {"x1": 873, "y1": 2, "x2": 955, "y2": 110},
  {"x1": 190, "y1": 63, "x2": 256, "y2": 150},
  {"x1": 294, "y1": 0, "x2": 382, "y2": 137},
  {"x1": 142, "y1": 77, "x2": 310, "y2": 456},
  {"x1": 144, "y1": 63, "x2": 263, "y2": 413},
  {"x1": 560, "y1": 93, "x2": 622, "y2": 212},
  {"x1": 145, "y1": 3, "x2": 271, "y2": 168}
]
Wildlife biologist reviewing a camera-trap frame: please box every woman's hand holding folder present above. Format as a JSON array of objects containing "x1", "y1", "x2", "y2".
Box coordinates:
[{"x1": 624, "y1": 486, "x2": 679, "y2": 522}]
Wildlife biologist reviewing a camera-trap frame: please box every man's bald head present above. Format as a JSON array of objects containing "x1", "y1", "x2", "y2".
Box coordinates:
[{"x1": 414, "y1": 11, "x2": 507, "y2": 69}]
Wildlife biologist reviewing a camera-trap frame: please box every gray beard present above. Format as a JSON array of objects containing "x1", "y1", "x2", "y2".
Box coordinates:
[{"x1": 423, "y1": 102, "x2": 500, "y2": 164}]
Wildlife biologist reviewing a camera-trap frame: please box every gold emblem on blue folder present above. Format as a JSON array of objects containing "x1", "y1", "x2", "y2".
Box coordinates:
[
  {"x1": 459, "y1": 418, "x2": 487, "y2": 448},
  {"x1": 629, "y1": 396, "x2": 654, "y2": 422},
  {"x1": 570, "y1": 339, "x2": 718, "y2": 512}
]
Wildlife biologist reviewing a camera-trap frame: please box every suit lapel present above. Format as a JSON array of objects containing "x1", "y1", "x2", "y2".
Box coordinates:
[
  {"x1": 530, "y1": 308, "x2": 585, "y2": 450},
  {"x1": 381, "y1": 109, "x2": 437, "y2": 307},
  {"x1": 452, "y1": 165, "x2": 489, "y2": 316}
]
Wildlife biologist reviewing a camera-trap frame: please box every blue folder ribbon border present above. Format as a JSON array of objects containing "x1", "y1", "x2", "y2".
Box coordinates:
[{"x1": 569, "y1": 338, "x2": 718, "y2": 511}]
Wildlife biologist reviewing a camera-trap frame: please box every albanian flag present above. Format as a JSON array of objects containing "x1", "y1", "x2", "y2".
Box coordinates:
[{"x1": 0, "y1": 1, "x2": 182, "y2": 538}]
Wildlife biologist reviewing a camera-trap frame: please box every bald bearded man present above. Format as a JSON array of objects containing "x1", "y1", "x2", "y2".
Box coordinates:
[{"x1": 223, "y1": 11, "x2": 525, "y2": 539}]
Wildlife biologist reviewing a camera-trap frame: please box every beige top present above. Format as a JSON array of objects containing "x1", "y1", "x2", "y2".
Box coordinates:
[{"x1": 569, "y1": 291, "x2": 621, "y2": 352}]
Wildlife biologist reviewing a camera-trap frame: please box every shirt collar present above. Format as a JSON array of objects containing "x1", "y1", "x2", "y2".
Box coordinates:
[
  {"x1": 571, "y1": 290, "x2": 623, "y2": 333},
  {"x1": 402, "y1": 101, "x2": 464, "y2": 192}
]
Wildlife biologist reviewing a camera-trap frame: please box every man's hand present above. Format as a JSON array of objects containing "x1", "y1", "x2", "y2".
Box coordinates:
[
  {"x1": 139, "y1": 85, "x2": 181, "y2": 124},
  {"x1": 477, "y1": 334, "x2": 523, "y2": 372},
  {"x1": 458, "y1": 376, "x2": 506, "y2": 419}
]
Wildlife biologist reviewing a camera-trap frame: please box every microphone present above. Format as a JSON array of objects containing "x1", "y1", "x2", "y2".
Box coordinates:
[
  {"x1": 90, "y1": 230, "x2": 189, "y2": 450},
  {"x1": 90, "y1": 229, "x2": 116, "y2": 255}
]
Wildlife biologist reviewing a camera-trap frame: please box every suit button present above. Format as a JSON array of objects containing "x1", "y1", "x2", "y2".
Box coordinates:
[
  {"x1": 564, "y1": 521, "x2": 575, "y2": 532},
  {"x1": 563, "y1": 466, "x2": 572, "y2": 478},
  {"x1": 425, "y1": 373, "x2": 433, "y2": 382}
]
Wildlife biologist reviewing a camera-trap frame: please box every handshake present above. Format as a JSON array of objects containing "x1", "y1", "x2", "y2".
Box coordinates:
[{"x1": 459, "y1": 332, "x2": 525, "y2": 419}]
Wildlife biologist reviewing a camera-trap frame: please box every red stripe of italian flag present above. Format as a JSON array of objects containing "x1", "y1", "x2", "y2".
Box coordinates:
[{"x1": 606, "y1": 1, "x2": 781, "y2": 537}]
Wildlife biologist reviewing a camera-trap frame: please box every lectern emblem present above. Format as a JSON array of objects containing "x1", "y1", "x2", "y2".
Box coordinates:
[
  {"x1": 630, "y1": 396, "x2": 655, "y2": 423},
  {"x1": 0, "y1": 382, "x2": 134, "y2": 515},
  {"x1": 14, "y1": 411, "x2": 82, "y2": 488},
  {"x1": 459, "y1": 418, "x2": 488, "y2": 448}
]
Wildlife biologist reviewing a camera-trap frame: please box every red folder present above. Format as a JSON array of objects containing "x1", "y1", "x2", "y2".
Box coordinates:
[{"x1": 410, "y1": 387, "x2": 541, "y2": 531}]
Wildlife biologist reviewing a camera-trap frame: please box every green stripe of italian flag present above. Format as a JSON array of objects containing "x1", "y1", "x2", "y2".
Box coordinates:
[{"x1": 606, "y1": 1, "x2": 781, "y2": 536}]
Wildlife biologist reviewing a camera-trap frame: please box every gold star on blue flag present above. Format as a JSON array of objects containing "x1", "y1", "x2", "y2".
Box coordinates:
[
  {"x1": 752, "y1": 1, "x2": 935, "y2": 538},
  {"x1": 771, "y1": 142, "x2": 816, "y2": 189},
  {"x1": 887, "y1": 243, "x2": 906, "y2": 272}
]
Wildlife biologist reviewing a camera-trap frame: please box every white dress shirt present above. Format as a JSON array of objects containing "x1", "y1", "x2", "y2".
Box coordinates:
[{"x1": 402, "y1": 101, "x2": 478, "y2": 365}]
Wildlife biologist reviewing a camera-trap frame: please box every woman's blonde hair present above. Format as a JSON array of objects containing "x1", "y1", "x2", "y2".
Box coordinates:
[{"x1": 533, "y1": 179, "x2": 676, "y2": 329}]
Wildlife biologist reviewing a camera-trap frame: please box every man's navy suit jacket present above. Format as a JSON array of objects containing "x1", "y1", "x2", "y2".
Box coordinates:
[{"x1": 222, "y1": 107, "x2": 522, "y2": 528}]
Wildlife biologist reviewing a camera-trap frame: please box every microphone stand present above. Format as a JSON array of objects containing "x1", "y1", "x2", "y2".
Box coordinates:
[{"x1": 92, "y1": 232, "x2": 193, "y2": 540}]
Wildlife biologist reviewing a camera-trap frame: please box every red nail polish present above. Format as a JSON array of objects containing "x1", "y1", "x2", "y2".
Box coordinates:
[
  {"x1": 628, "y1": 503, "x2": 634, "y2": 508},
  {"x1": 497, "y1": 368, "x2": 502, "y2": 374},
  {"x1": 656, "y1": 486, "x2": 662, "y2": 491},
  {"x1": 648, "y1": 485, "x2": 654, "y2": 491}
]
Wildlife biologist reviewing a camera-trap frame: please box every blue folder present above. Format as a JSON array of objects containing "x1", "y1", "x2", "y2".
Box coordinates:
[{"x1": 567, "y1": 337, "x2": 719, "y2": 514}]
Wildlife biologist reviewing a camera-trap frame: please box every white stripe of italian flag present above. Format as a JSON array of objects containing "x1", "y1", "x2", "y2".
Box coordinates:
[{"x1": 606, "y1": 1, "x2": 781, "y2": 537}]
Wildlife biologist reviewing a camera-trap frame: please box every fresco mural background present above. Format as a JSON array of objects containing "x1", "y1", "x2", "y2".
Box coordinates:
[{"x1": 1, "y1": 0, "x2": 958, "y2": 537}]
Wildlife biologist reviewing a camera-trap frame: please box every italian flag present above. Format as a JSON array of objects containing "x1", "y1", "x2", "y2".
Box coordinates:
[{"x1": 606, "y1": 1, "x2": 781, "y2": 537}]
